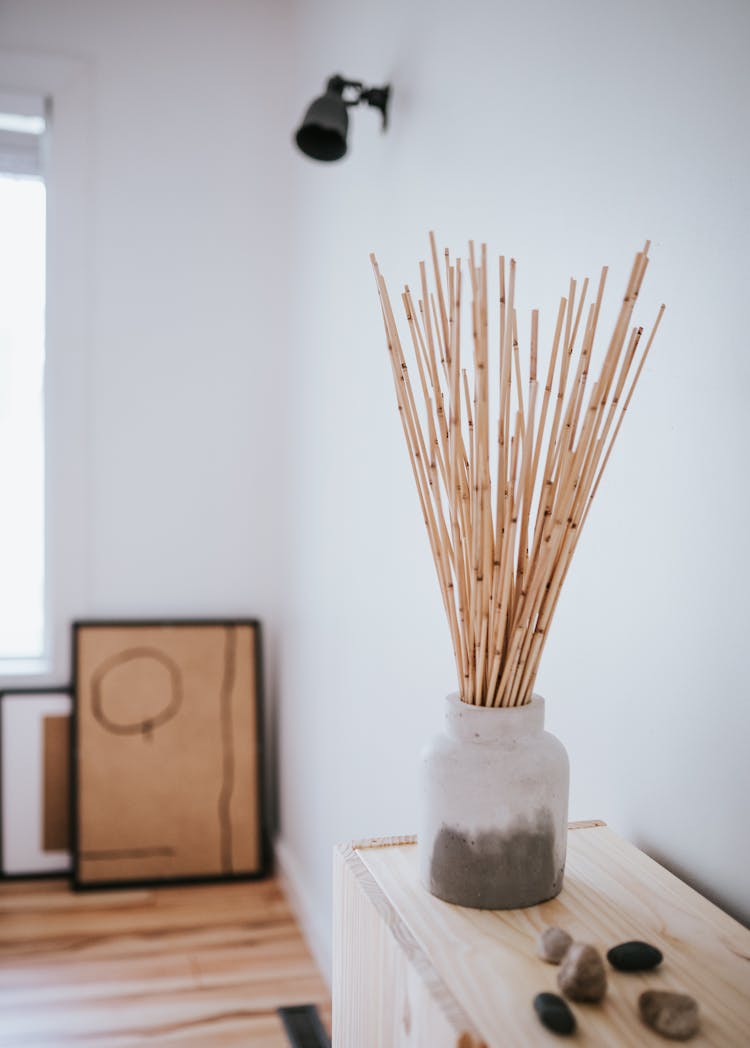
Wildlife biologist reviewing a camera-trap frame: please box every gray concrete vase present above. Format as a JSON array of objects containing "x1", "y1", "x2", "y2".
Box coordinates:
[{"x1": 418, "y1": 695, "x2": 569, "y2": 909}]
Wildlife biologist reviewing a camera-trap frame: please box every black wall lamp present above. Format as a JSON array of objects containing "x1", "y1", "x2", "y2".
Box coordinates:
[{"x1": 294, "y1": 75, "x2": 391, "y2": 162}]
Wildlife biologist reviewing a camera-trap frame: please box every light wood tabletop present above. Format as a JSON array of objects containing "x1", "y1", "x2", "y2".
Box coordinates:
[{"x1": 333, "y1": 822, "x2": 749, "y2": 1047}]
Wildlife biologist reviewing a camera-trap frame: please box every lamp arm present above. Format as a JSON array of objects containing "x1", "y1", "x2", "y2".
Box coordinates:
[
  {"x1": 324, "y1": 75, "x2": 391, "y2": 130},
  {"x1": 326, "y1": 75, "x2": 363, "y2": 95}
]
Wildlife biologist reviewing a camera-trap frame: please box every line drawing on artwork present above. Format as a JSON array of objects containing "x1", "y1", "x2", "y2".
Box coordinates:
[
  {"x1": 218, "y1": 626, "x2": 237, "y2": 873},
  {"x1": 90, "y1": 647, "x2": 182, "y2": 739},
  {"x1": 80, "y1": 847, "x2": 176, "y2": 861}
]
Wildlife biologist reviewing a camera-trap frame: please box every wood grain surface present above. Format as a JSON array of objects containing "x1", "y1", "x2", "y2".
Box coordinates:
[
  {"x1": 0, "y1": 876, "x2": 330, "y2": 1046},
  {"x1": 334, "y1": 842, "x2": 484, "y2": 1048},
  {"x1": 335, "y1": 825, "x2": 750, "y2": 1047}
]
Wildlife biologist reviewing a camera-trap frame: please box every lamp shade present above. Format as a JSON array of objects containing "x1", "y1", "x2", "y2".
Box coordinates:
[{"x1": 294, "y1": 88, "x2": 349, "y2": 162}]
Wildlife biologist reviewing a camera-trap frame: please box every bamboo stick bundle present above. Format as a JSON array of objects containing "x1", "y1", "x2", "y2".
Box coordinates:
[{"x1": 372, "y1": 237, "x2": 664, "y2": 707}]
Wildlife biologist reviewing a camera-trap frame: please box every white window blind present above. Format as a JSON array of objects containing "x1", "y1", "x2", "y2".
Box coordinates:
[{"x1": 0, "y1": 91, "x2": 47, "y2": 176}]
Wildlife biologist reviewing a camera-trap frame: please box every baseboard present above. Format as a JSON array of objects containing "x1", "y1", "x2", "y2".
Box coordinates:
[{"x1": 274, "y1": 836, "x2": 332, "y2": 987}]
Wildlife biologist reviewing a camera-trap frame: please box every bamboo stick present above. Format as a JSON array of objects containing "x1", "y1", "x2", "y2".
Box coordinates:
[{"x1": 374, "y1": 239, "x2": 663, "y2": 706}]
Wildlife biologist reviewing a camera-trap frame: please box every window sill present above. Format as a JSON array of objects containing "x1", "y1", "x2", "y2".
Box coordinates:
[{"x1": 0, "y1": 657, "x2": 55, "y2": 685}]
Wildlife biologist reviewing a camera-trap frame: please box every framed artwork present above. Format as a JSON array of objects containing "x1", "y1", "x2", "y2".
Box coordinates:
[
  {"x1": 73, "y1": 620, "x2": 266, "y2": 889},
  {"x1": 0, "y1": 689, "x2": 73, "y2": 877}
]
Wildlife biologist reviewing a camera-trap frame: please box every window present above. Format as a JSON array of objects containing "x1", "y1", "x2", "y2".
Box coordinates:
[
  {"x1": 0, "y1": 93, "x2": 47, "y2": 660},
  {"x1": 0, "y1": 55, "x2": 90, "y2": 682}
]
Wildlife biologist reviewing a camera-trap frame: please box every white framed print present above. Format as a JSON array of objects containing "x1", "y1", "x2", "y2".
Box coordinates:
[{"x1": 1, "y1": 689, "x2": 72, "y2": 876}]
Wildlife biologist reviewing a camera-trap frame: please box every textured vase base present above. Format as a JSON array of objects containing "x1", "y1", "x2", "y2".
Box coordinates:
[{"x1": 428, "y1": 813, "x2": 564, "y2": 910}]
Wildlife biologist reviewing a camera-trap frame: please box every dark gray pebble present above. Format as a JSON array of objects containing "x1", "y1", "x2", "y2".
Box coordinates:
[
  {"x1": 607, "y1": 940, "x2": 663, "y2": 971},
  {"x1": 533, "y1": 992, "x2": 576, "y2": 1035}
]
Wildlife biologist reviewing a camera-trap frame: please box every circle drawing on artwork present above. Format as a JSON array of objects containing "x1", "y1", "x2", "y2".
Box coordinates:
[{"x1": 90, "y1": 646, "x2": 182, "y2": 738}]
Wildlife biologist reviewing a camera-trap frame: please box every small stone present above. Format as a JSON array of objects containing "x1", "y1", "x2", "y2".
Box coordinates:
[
  {"x1": 557, "y1": 943, "x2": 607, "y2": 1002},
  {"x1": 639, "y1": 990, "x2": 700, "y2": 1041},
  {"x1": 607, "y1": 940, "x2": 663, "y2": 971},
  {"x1": 533, "y1": 992, "x2": 576, "y2": 1035},
  {"x1": 538, "y1": 926, "x2": 573, "y2": 964}
]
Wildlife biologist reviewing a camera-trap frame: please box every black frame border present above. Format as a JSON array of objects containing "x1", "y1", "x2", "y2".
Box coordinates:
[
  {"x1": 0, "y1": 685, "x2": 74, "y2": 880},
  {"x1": 71, "y1": 618, "x2": 269, "y2": 892}
]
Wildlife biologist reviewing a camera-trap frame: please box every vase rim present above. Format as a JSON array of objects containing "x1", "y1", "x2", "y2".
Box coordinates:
[
  {"x1": 446, "y1": 692, "x2": 544, "y2": 709},
  {"x1": 444, "y1": 692, "x2": 545, "y2": 740}
]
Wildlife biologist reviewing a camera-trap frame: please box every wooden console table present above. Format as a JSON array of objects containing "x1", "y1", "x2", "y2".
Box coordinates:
[{"x1": 332, "y1": 823, "x2": 749, "y2": 1046}]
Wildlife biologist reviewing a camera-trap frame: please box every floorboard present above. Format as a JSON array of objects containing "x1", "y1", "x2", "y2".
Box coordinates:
[{"x1": 0, "y1": 877, "x2": 331, "y2": 1047}]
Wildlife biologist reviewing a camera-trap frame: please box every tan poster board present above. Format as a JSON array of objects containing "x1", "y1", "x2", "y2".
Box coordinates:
[
  {"x1": 43, "y1": 715, "x2": 70, "y2": 852},
  {"x1": 74, "y1": 621, "x2": 264, "y2": 887}
]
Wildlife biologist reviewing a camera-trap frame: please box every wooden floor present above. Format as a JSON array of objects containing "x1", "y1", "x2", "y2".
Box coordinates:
[{"x1": 0, "y1": 877, "x2": 331, "y2": 1047}]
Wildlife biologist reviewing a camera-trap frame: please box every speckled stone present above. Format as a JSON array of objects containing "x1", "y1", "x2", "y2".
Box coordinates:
[
  {"x1": 639, "y1": 990, "x2": 700, "y2": 1041},
  {"x1": 557, "y1": 943, "x2": 607, "y2": 1002},
  {"x1": 538, "y1": 927, "x2": 573, "y2": 964},
  {"x1": 607, "y1": 940, "x2": 663, "y2": 971},
  {"x1": 533, "y1": 992, "x2": 576, "y2": 1035}
]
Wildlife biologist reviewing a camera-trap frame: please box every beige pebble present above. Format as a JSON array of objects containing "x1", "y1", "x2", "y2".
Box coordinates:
[
  {"x1": 557, "y1": 942, "x2": 607, "y2": 1002},
  {"x1": 537, "y1": 926, "x2": 573, "y2": 964},
  {"x1": 639, "y1": 990, "x2": 700, "y2": 1041}
]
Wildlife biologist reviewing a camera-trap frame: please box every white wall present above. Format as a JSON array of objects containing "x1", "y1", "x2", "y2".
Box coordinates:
[
  {"x1": 279, "y1": 0, "x2": 750, "y2": 976},
  {"x1": 0, "y1": 0, "x2": 298, "y2": 694}
]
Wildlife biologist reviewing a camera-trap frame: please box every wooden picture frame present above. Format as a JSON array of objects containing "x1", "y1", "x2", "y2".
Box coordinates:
[
  {"x1": 72, "y1": 620, "x2": 266, "y2": 889},
  {"x1": 0, "y1": 688, "x2": 73, "y2": 878}
]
